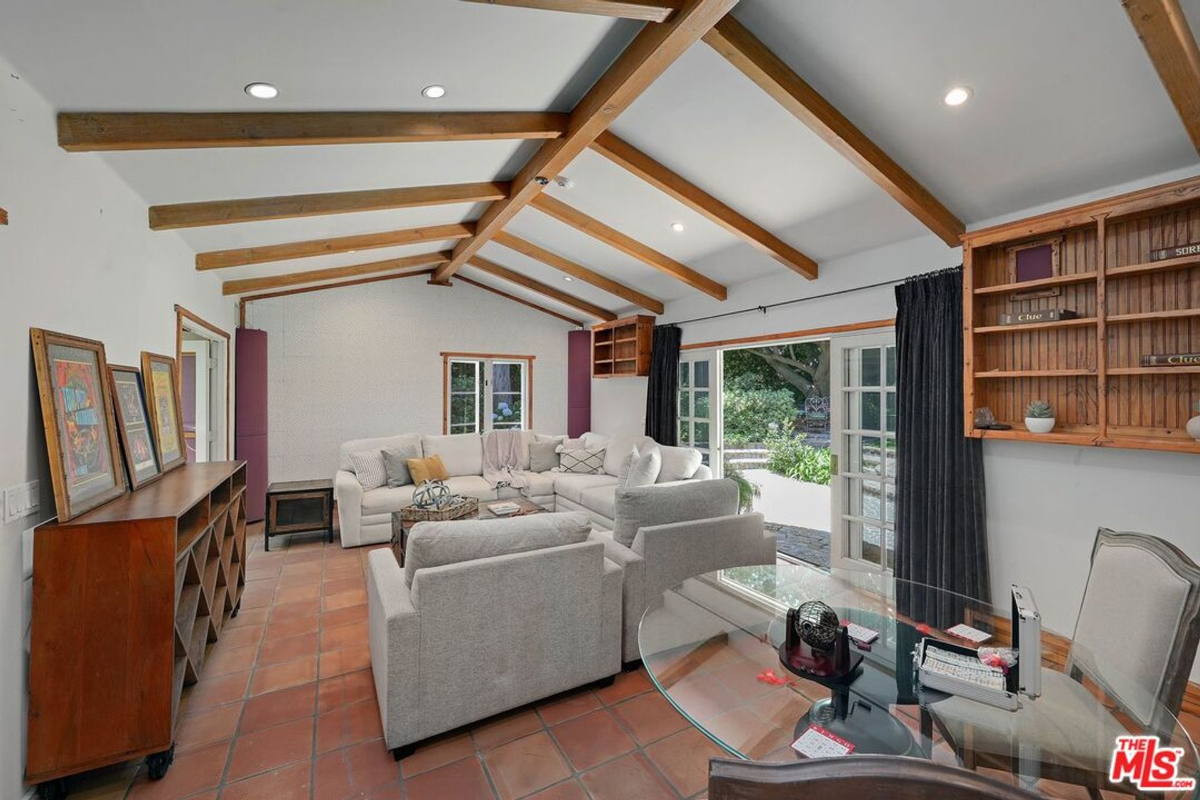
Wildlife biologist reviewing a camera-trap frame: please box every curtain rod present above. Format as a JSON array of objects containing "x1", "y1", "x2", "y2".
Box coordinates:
[{"x1": 662, "y1": 276, "x2": 906, "y2": 327}]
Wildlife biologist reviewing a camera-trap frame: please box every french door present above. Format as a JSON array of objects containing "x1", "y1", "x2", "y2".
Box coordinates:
[
  {"x1": 678, "y1": 349, "x2": 720, "y2": 470},
  {"x1": 831, "y1": 333, "x2": 898, "y2": 572},
  {"x1": 446, "y1": 357, "x2": 529, "y2": 434}
]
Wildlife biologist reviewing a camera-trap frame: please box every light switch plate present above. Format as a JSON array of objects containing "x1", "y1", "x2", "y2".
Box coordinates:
[{"x1": 4, "y1": 480, "x2": 39, "y2": 524}]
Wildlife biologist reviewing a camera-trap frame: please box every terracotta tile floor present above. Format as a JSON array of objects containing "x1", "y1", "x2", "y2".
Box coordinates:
[
  {"x1": 44, "y1": 523, "x2": 1200, "y2": 800},
  {"x1": 55, "y1": 524, "x2": 714, "y2": 800}
]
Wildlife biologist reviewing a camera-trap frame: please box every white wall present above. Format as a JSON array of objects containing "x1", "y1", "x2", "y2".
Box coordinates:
[
  {"x1": 245, "y1": 278, "x2": 573, "y2": 482},
  {"x1": 592, "y1": 164, "x2": 1200, "y2": 677},
  {"x1": 0, "y1": 56, "x2": 233, "y2": 798}
]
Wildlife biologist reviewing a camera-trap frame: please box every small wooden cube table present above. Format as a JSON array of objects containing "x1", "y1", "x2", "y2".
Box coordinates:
[{"x1": 265, "y1": 479, "x2": 335, "y2": 551}]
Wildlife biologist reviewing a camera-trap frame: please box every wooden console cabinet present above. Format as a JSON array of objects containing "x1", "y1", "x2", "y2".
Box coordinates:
[{"x1": 26, "y1": 461, "x2": 248, "y2": 789}]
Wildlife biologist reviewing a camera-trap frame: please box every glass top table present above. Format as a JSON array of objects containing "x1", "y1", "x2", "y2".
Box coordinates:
[{"x1": 638, "y1": 563, "x2": 1199, "y2": 798}]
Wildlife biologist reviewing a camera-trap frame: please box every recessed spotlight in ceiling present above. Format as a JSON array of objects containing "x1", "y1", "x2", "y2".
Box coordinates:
[
  {"x1": 244, "y1": 82, "x2": 279, "y2": 100},
  {"x1": 422, "y1": 84, "x2": 447, "y2": 99},
  {"x1": 670, "y1": 222, "x2": 685, "y2": 233},
  {"x1": 564, "y1": 276, "x2": 575, "y2": 282},
  {"x1": 943, "y1": 86, "x2": 973, "y2": 107}
]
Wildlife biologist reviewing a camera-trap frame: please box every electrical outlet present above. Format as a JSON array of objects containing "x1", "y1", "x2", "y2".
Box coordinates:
[{"x1": 4, "y1": 480, "x2": 39, "y2": 524}]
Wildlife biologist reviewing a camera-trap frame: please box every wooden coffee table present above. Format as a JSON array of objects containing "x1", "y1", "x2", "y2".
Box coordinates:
[{"x1": 390, "y1": 497, "x2": 545, "y2": 565}]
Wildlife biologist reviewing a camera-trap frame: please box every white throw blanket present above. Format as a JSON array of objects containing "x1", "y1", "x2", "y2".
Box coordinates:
[{"x1": 482, "y1": 430, "x2": 528, "y2": 489}]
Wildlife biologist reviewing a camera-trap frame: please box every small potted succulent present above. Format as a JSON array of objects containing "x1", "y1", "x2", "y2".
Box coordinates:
[
  {"x1": 1025, "y1": 400, "x2": 1056, "y2": 434},
  {"x1": 1188, "y1": 400, "x2": 1200, "y2": 442}
]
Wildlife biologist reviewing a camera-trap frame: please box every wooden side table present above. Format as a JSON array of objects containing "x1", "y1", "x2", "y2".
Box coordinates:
[{"x1": 265, "y1": 479, "x2": 334, "y2": 551}]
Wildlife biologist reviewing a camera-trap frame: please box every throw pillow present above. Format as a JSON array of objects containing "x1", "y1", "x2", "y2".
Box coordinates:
[
  {"x1": 407, "y1": 455, "x2": 450, "y2": 485},
  {"x1": 348, "y1": 450, "x2": 387, "y2": 490},
  {"x1": 621, "y1": 447, "x2": 661, "y2": 488},
  {"x1": 557, "y1": 437, "x2": 587, "y2": 452},
  {"x1": 529, "y1": 441, "x2": 561, "y2": 473},
  {"x1": 656, "y1": 444, "x2": 703, "y2": 482},
  {"x1": 382, "y1": 444, "x2": 422, "y2": 488},
  {"x1": 560, "y1": 447, "x2": 606, "y2": 475}
]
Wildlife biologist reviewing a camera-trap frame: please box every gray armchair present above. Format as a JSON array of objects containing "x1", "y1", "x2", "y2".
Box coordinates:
[{"x1": 925, "y1": 528, "x2": 1200, "y2": 796}]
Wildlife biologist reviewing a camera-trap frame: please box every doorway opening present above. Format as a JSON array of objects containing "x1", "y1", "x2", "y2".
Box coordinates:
[{"x1": 176, "y1": 306, "x2": 230, "y2": 463}]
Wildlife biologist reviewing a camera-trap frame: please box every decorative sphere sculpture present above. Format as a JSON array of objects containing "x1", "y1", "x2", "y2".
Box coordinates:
[
  {"x1": 413, "y1": 480, "x2": 453, "y2": 509},
  {"x1": 793, "y1": 600, "x2": 841, "y2": 651}
]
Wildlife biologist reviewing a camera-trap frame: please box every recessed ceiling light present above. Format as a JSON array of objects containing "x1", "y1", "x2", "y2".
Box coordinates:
[
  {"x1": 670, "y1": 222, "x2": 685, "y2": 233},
  {"x1": 564, "y1": 276, "x2": 574, "y2": 282},
  {"x1": 943, "y1": 86, "x2": 973, "y2": 107},
  {"x1": 422, "y1": 84, "x2": 447, "y2": 99},
  {"x1": 244, "y1": 82, "x2": 279, "y2": 100}
]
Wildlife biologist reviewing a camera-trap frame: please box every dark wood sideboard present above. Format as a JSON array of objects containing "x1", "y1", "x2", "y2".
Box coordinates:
[{"x1": 26, "y1": 461, "x2": 248, "y2": 789}]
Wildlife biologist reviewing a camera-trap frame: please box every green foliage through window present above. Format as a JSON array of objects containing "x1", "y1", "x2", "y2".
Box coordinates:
[{"x1": 766, "y1": 433, "x2": 833, "y2": 486}]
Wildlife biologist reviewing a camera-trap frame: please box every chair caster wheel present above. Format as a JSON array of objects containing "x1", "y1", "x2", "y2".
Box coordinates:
[{"x1": 146, "y1": 743, "x2": 175, "y2": 780}]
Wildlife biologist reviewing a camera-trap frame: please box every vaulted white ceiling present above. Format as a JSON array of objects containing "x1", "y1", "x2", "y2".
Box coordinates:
[{"x1": 1, "y1": 0, "x2": 1197, "y2": 323}]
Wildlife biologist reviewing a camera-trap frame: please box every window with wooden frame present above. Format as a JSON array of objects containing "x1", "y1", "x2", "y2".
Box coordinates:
[{"x1": 441, "y1": 352, "x2": 534, "y2": 435}]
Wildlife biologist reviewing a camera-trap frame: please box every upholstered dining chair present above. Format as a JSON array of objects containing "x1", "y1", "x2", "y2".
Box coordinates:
[
  {"x1": 925, "y1": 528, "x2": 1200, "y2": 798},
  {"x1": 708, "y1": 756, "x2": 1041, "y2": 799}
]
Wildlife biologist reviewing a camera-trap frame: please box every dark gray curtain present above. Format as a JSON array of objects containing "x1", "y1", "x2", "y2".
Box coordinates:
[
  {"x1": 645, "y1": 325, "x2": 682, "y2": 445},
  {"x1": 894, "y1": 267, "x2": 990, "y2": 626}
]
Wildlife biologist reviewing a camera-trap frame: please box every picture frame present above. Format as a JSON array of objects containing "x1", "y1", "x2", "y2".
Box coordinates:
[
  {"x1": 141, "y1": 351, "x2": 187, "y2": 474},
  {"x1": 1006, "y1": 236, "x2": 1063, "y2": 301},
  {"x1": 108, "y1": 364, "x2": 163, "y2": 490},
  {"x1": 30, "y1": 328, "x2": 127, "y2": 521}
]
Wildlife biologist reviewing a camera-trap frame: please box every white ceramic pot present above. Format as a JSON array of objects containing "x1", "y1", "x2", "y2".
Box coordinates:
[
  {"x1": 1025, "y1": 417, "x2": 1056, "y2": 434},
  {"x1": 1188, "y1": 413, "x2": 1200, "y2": 442}
]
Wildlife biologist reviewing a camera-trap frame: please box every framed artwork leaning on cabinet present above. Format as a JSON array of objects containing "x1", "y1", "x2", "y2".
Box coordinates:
[
  {"x1": 141, "y1": 351, "x2": 187, "y2": 473},
  {"x1": 108, "y1": 364, "x2": 162, "y2": 490},
  {"x1": 29, "y1": 327, "x2": 127, "y2": 521}
]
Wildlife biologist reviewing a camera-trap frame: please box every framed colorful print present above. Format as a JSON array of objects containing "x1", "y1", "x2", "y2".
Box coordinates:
[
  {"x1": 108, "y1": 364, "x2": 162, "y2": 490},
  {"x1": 30, "y1": 328, "x2": 127, "y2": 522},
  {"x1": 141, "y1": 352, "x2": 187, "y2": 473}
]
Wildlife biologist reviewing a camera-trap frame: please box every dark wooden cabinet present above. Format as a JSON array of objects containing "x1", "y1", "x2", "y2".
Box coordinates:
[
  {"x1": 265, "y1": 479, "x2": 334, "y2": 551},
  {"x1": 26, "y1": 461, "x2": 248, "y2": 786}
]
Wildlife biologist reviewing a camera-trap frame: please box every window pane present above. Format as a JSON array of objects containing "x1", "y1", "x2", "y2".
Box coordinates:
[
  {"x1": 694, "y1": 391, "x2": 710, "y2": 420},
  {"x1": 862, "y1": 525, "x2": 883, "y2": 567},
  {"x1": 492, "y1": 362, "x2": 523, "y2": 394},
  {"x1": 862, "y1": 348, "x2": 881, "y2": 387},
  {"x1": 884, "y1": 483, "x2": 895, "y2": 524},
  {"x1": 860, "y1": 392, "x2": 881, "y2": 430},
  {"x1": 885, "y1": 392, "x2": 897, "y2": 433},
  {"x1": 679, "y1": 391, "x2": 689, "y2": 418},
  {"x1": 862, "y1": 480, "x2": 882, "y2": 521},
  {"x1": 680, "y1": 362, "x2": 690, "y2": 389},
  {"x1": 492, "y1": 392, "x2": 522, "y2": 427},
  {"x1": 693, "y1": 361, "x2": 709, "y2": 389},
  {"x1": 695, "y1": 422, "x2": 709, "y2": 449},
  {"x1": 886, "y1": 346, "x2": 897, "y2": 387},
  {"x1": 680, "y1": 423, "x2": 691, "y2": 445},
  {"x1": 885, "y1": 529, "x2": 895, "y2": 571},
  {"x1": 884, "y1": 437, "x2": 897, "y2": 480},
  {"x1": 450, "y1": 361, "x2": 477, "y2": 392},
  {"x1": 861, "y1": 436, "x2": 882, "y2": 476},
  {"x1": 451, "y1": 394, "x2": 476, "y2": 427}
]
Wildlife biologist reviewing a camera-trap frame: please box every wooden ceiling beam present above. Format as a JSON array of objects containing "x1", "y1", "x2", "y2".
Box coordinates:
[
  {"x1": 590, "y1": 131, "x2": 817, "y2": 279},
  {"x1": 196, "y1": 222, "x2": 473, "y2": 270},
  {"x1": 222, "y1": 251, "x2": 452, "y2": 295},
  {"x1": 57, "y1": 112, "x2": 569, "y2": 151},
  {"x1": 1123, "y1": 0, "x2": 1200, "y2": 154},
  {"x1": 530, "y1": 194, "x2": 727, "y2": 300},
  {"x1": 467, "y1": 256, "x2": 618, "y2": 320},
  {"x1": 456, "y1": 275, "x2": 584, "y2": 326},
  {"x1": 460, "y1": 0, "x2": 678, "y2": 22},
  {"x1": 493, "y1": 230, "x2": 664, "y2": 313},
  {"x1": 703, "y1": 16, "x2": 964, "y2": 247},
  {"x1": 239, "y1": 268, "x2": 436, "y2": 305},
  {"x1": 433, "y1": 0, "x2": 739, "y2": 284},
  {"x1": 150, "y1": 181, "x2": 510, "y2": 230}
]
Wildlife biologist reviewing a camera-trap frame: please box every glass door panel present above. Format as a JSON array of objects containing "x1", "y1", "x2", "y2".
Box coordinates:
[{"x1": 678, "y1": 350, "x2": 719, "y2": 470}]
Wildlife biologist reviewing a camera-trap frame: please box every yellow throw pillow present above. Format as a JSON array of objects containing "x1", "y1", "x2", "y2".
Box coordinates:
[{"x1": 407, "y1": 455, "x2": 449, "y2": 484}]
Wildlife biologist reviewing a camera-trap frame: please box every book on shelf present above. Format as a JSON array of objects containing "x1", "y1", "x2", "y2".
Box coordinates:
[
  {"x1": 1150, "y1": 243, "x2": 1200, "y2": 262},
  {"x1": 1140, "y1": 353, "x2": 1200, "y2": 367},
  {"x1": 997, "y1": 308, "x2": 1078, "y2": 325}
]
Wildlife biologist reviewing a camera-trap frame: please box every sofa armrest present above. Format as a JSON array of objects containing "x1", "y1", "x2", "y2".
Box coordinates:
[
  {"x1": 600, "y1": 559, "x2": 623, "y2": 676},
  {"x1": 366, "y1": 550, "x2": 420, "y2": 749},
  {"x1": 334, "y1": 470, "x2": 364, "y2": 547},
  {"x1": 633, "y1": 512, "x2": 773, "y2": 600},
  {"x1": 590, "y1": 529, "x2": 647, "y2": 663},
  {"x1": 692, "y1": 464, "x2": 714, "y2": 481}
]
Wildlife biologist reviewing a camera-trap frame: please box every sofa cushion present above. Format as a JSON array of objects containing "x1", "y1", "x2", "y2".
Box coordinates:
[
  {"x1": 655, "y1": 444, "x2": 703, "y2": 483},
  {"x1": 613, "y1": 478, "x2": 739, "y2": 548},
  {"x1": 362, "y1": 484, "x2": 418, "y2": 516},
  {"x1": 603, "y1": 434, "x2": 656, "y2": 478},
  {"x1": 408, "y1": 455, "x2": 449, "y2": 485},
  {"x1": 444, "y1": 475, "x2": 495, "y2": 501},
  {"x1": 340, "y1": 433, "x2": 421, "y2": 473},
  {"x1": 552, "y1": 473, "x2": 619, "y2": 505},
  {"x1": 382, "y1": 443, "x2": 422, "y2": 487},
  {"x1": 422, "y1": 434, "x2": 483, "y2": 477},
  {"x1": 404, "y1": 512, "x2": 592, "y2": 586},
  {"x1": 579, "y1": 485, "x2": 617, "y2": 522},
  {"x1": 348, "y1": 450, "x2": 388, "y2": 490},
  {"x1": 529, "y1": 441, "x2": 560, "y2": 473},
  {"x1": 518, "y1": 471, "x2": 556, "y2": 499}
]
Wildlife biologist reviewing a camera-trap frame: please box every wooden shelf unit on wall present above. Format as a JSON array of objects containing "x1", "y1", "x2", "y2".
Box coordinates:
[
  {"x1": 963, "y1": 175, "x2": 1200, "y2": 454},
  {"x1": 26, "y1": 461, "x2": 248, "y2": 786},
  {"x1": 592, "y1": 314, "x2": 655, "y2": 378}
]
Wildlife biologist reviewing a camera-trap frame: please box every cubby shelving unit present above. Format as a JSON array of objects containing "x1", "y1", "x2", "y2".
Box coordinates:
[
  {"x1": 592, "y1": 314, "x2": 654, "y2": 378},
  {"x1": 963, "y1": 175, "x2": 1200, "y2": 454},
  {"x1": 27, "y1": 461, "x2": 248, "y2": 787}
]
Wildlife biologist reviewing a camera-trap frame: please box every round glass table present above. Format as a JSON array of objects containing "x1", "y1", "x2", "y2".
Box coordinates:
[{"x1": 639, "y1": 563, "x2": 1200, "y2": 798}]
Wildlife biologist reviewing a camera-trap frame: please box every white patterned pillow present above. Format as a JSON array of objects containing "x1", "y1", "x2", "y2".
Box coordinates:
[
  {"x1": 620, "y1": 447, "x2": 661, "y2": 488},
  {"x1": 560, "y1": 447, "x2": 606, "y2": 475},
  {"x1": 349, "y1": 449, "x2": 388, "y2": 490}
]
